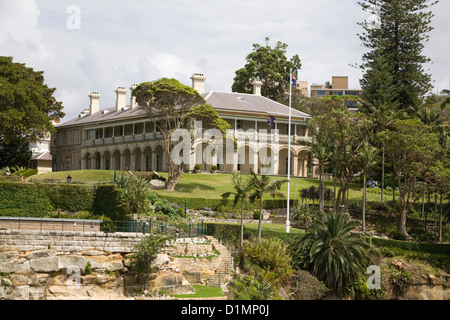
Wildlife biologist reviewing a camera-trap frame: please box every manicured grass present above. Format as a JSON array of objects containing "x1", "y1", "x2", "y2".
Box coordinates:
[
  {"x1": 155, "y1": 172, "x2": 378, "y2": 203},
  {"x1": 27, "y1": 170, "x2": 127, "y2": 184},
  {"x1": 174, "y1": 285, "x2": 225, "y2": 299},
  {"x1": 28, "y1": 170, "x2": 379, "y2": 203},
  {"x1": 244, "y1": 222, "x2": 305, "y2": 235}
]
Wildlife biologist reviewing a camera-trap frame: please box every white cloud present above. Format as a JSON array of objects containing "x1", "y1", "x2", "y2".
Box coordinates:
[{"x1": 1, "y1": 0, "x2": 449, "y2": 121}]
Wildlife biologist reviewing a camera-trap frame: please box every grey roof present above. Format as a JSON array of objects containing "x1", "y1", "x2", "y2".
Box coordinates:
[
  {"x1": 204, "y1": 91, "x2": 311, "y2": 119},
  {"x1": 31, "y1": 151, "x2": 52, "y2": 161},
  {"x1": 56, "y1": 91, "x2": 311, "y2": 128},
  {"x1": 56, "y1": 106, "x2": 148, "y2": 128}
]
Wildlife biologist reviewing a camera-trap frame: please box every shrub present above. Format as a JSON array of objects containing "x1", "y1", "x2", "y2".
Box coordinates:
[{"x1": 289, "y1": 270, "x2": 329, "y2": 300}]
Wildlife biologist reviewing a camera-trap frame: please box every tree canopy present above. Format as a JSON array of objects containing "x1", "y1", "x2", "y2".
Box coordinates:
[
  {"x1": 0, "y1": 56, "x2": 64, "y2": 146},
  {"x1": 232, "y1": 37, "x2": 302, "y2": 101}
]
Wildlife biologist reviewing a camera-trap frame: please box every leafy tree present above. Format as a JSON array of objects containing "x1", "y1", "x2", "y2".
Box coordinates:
[
  {"x1": 133, "y1": 78, "x2": 205, "y2": 191},
  {"x1": 358, "y1": 0, "x2": 437, "y2": 114},
  {"x1": 379, "y1": 119, "x2": 442, "y2": 236},
  {"x1": 248, "y1": 173, "x2": 286, "y2": 243},
  {"x1": 129, "y1": 234, "x2": 172, "y2": 291},
  {"x1": 232, "y1": 37, "x2": 301, "y2": 101},
  {"x1": 304, "y1": 113, "x2": 334, "y2": 211},
  {"x1": 292, "y1": 211, "x2": 370, "y2": 294},
  {"x1": 356, "y1": 140, "x2": 379, "y2": 231},
  {"x1": 0, "y1": 136, "x2": 32, "y2": 168},
  {"x1": 0, "y1": 56, "x2": 64, "y2": 147},
  {"x1": 186, "y1": 103, "x2": 231, "y2": 135},
  {"x1": 221, "y1": 171, "x2": 255, "y2": 247}
]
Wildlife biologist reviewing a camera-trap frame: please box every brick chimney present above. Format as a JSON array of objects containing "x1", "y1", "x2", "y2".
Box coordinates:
[
  {"x1": 191, "y1": 73, "x2": 206, "y2": 94},
  {"x1": 89, "y1": 92, "x2": 100, "y2": 114}
]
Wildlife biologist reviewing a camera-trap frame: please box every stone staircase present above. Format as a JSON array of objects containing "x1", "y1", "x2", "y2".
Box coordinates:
[{"x1": 205, "y1": 237, "x2": 235, "y2": 287}]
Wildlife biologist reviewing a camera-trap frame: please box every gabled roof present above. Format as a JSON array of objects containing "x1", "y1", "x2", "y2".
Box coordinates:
[
  {"x1": 56, "y1": 107, "x2": 147, "y2": 128},
  {"x1": 31, "y1": 151, "x2": 52, "y2": 161},
  {"x1": 204, "y1": 91, "x2": 311, "y2": 120},
  {"x1": 56, "y1": 91, "x2": 311, "y2": 129}
]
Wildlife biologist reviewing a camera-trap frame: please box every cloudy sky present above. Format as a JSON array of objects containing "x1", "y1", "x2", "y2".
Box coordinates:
[{"x1": 1, "y1": 0, "x2": 449, "y2": 122}]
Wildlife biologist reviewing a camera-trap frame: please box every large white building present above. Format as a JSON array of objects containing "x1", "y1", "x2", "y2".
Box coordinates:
[{"x1": 51, "y1": 74, "x2": 315, "y2": 177}]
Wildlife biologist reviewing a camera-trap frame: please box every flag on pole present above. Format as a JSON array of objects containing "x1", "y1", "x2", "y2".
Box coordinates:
[
  {"x1": 267, "y1": 115, "x2": 276, "y2": 128},
  {"x1": 291, "y1": 75, "x2": 297, "y2": 86}
]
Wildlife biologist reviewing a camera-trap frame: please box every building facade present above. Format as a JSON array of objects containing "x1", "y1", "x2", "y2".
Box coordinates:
[{"x1": 51, "y1": 74, "x2": 315, "y2": 177}]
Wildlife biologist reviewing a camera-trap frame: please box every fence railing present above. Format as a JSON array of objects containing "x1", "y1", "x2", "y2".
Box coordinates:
[{"x1": 101, "y1": 219, "x2": 207, "y2": 238}]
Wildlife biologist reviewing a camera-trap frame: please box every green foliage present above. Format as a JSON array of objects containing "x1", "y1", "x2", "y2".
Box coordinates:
[
  {"x1": 229, "y1": 275, "x2": 281, "y2": 300},
  {"x1": 288, "y1": 269, "x2": 329, "y2": 300},
  {"x1": 232, "y1": 37, "x2": 301, "y2": 101},
  {"x1": 389, "y1": 267, "x2": 413, "y2": 297},
  {"x1": 129, "y1": 233, "x2": 173, "y2": 290},
  {"x1": 93, "y1": 185, "x2": 125, "y2": 220},
  {"x1": 290, "y1": 205, "x2": 321, "y2": 229},
  {"x1": 370, "y1": 233, "x2": 450, "y2": 255},
  {"x1": 118, "y1": 174, "x2": 153, "y2": 214},
  {"x1": 0, "y1": 182, "x2": 54, "y2": 217},
  {"x1": 0, "y1": 56, "x2": 64, "y2": 146},
  {"x1": 292, "y1": 211, "x2": 371, "y2": 294},
  {"x1": 186, "y1": 104, "x2": 231, "y2": 135},
  {"x1": 239, "y1": 238, "x2": 294, "y2": 286},
  {"x1": 344, "y1": 277, "x2": 385, "y2": 300}
]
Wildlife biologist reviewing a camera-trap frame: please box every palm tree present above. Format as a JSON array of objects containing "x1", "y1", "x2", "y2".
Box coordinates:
[
  {"x1": 293, "y1": 211, "x2": 370, "y2": 294},
  {"x1": 249, "y1": 172, "x2": 286, "y2": 243},
  {"x1": 221, "y1": 171, "x2": 255, "y2": 247}
]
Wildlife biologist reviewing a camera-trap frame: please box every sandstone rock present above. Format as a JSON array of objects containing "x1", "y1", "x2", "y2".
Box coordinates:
[
  {"x1": 58, "y1": 255, "x2": 87, "y2": 271},
  {"x1": 30, "y1": 256, "x2": 59, "y2": 273},
  {"x1": 26, "y1": 250, "x2": 57, "y2": 260},
  {"x1": 0, "y1": 251, "x2": 19, "y2": 263},
  {"x1": 81, "y1": 250, "x2": 105, "y2": 256}
]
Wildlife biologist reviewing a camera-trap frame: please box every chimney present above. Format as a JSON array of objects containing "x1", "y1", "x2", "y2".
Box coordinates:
[
  {"x1": 130, "y1": 84, "x2": 138, "y2": 109},
  {"x1": 115, "y1": 87, "x2": 127, "y2": 111},
  {"x1": 89, "y1": 92, "x2": 100, "y2": 114},
  {"x1": 191, "y1": 73, "x2": 206, "y2": 94},
  {"x1": 252, "y1": 80, "x2": 263, "y2": 96}
]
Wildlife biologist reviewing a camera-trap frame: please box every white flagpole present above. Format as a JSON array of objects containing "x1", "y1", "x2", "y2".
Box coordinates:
[{"x1": 286, "y1": 69, "x2": 292, "y2": 234}]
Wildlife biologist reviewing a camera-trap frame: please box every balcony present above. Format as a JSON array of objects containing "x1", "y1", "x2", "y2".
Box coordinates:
[{"x1": 83, "y1": 133, "x2": 163, "y2": 148}]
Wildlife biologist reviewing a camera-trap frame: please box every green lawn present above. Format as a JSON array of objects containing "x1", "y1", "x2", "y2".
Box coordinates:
[
  {"x1": 28, "y1": 170, "x2": 380, "y2": 203},
  {"x1": 174, "y1": 285, "x2": 225, "y2": 299}
]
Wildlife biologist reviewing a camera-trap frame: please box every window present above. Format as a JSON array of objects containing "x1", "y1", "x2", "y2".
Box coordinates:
[
  {"x1": 236, "y1": 120, "x2": 242, "y2": 130},
  {"x1": 330, "y1": 91, "x2": 344, "y2": 96},
  {"x1": 316, "y1": 90, "x2": 327, "y2": 96}
]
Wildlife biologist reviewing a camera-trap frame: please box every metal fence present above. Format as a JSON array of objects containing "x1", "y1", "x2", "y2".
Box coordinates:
[{"x1": 101, "y1": 219, "x2": 208, "y2": 238}]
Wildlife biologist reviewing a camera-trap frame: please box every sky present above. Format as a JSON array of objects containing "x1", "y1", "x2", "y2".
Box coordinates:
[{"x1": 1, "y1": 0, "x2": 449, "y2": 122}]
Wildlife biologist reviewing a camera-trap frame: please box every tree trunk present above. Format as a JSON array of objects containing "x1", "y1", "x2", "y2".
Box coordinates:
[
  {"x1": 400, "y1": 209, "x2": 409, "y2": 237},
  {"x1": 362, "y1": 172, "x2": 367, "y2": 232},
  {"x1": 333, "y1": 176, "x2": 337, "y2": 214},
  {"x1": 258, "y1": 197, "x2": 263, "y2": 244},
  {"x1": 381, "y1": 145, "x2": 385, "y2": 204},
  {"x1": 439, "y1": 193, "x2": 443, "y2": 243},
  {"x1": 240, "y1": 200, "x2": 244, "y2": 247},
  {"x1": 319, "y1": 165, "x2": 324, "y2": 211}
]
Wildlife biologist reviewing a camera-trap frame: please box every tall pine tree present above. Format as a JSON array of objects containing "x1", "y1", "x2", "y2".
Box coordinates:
[{"x1": 358, "y1": 0, "x2": 437, "y2": 114}]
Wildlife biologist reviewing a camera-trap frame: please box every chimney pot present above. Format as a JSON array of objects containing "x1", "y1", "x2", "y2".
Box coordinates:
[
  {"x1": 130, "y1": 84, "x2": 138, "y2": 109},
  {"x1": 89, "y1": 92, "x2": 101, "y2": 114},
  {"x1": 115, "y1": 87, "x2": 127, "y2": 111},
  {"x1": 252, "y1": 80, "x2": 263, "y2": 96},
  {"x1": 191, "y1": 73, "x2": 206, "y2": 94}
]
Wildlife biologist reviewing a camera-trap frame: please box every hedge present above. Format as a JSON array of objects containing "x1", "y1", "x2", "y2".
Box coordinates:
[
  {"x1": 0, "y1": 181, "x2": 95, "y2": 217},
  {"x1": 160, "y1": 195, "x2": 298, "y2": 211},
  {"x1": 370, "y1": 237, "x2": 450, "y2": 255}
]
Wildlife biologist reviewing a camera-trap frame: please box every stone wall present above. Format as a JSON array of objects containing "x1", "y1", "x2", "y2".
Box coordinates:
[{"x1": 0, "y1": 230, "x2": 231, "y2": 300}]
